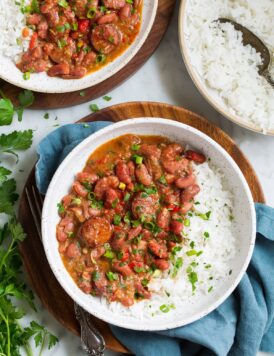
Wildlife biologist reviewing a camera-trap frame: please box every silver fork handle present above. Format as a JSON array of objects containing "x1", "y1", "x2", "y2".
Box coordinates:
[{"x1": 74, "y1": 303, "x2": 105, "y2": 356}]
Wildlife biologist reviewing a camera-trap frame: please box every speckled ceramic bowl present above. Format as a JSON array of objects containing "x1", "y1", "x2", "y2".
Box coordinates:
[
  {"x1": 42, "y1": 118, "x2": 256, "y2": 331},
  {"x1": 178, "y1": 0, "x2": 274, "y2": 135},
  {"x1": 0, "y1": 1, "x2": 157, "y2": 93}
]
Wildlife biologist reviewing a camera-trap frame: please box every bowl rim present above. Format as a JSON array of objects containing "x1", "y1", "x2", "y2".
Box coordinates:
[
  {"x1": 178, "y1": 0, "x2": 274, "y2": 136},
  {"x1": 0, "y1": 0, "x2": 158, "y2": 93},
  {"x1": 41, "y1": 118, "x2": 256, "y2": 331}
]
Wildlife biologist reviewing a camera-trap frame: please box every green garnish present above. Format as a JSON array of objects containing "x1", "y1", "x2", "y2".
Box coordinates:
[
  {"x1": 92, "y1": 271, "x2": 100, "y2": 281},
  {"x1": 124, "y1": 192, "x2": 131, "y2": 202},
  {"x1": 204, "y1": 231, "x2": 210, "y2": 239},
  {"x1": 80, "y1": 91, "x2": 86, "y2": 97},
  {"x1": 23, "y1": 71, "x2": 31, "y2": 80},
  {"x1": 141, "y1": 278, "x2": 149, "y2": 287},
  {"x1": 43, "y1": 113, "x2": 49, "y2": 119},
  {"x1": 96, "y1": 54, "x2": 106, "y2": 64},
  {"x1": 113, "y1": 214, "x2": 121, "y2": 225},
  {"x1": 172, "y1": 257, "x2": 183, "y2": 278},
  {"x1": 132, "y1": 154, "x2": 143, "y2": 164},
  {"x1": 208, "y1": 286, "x2": 213, "y2": 293},
  {"x1": 158, "y1": 175, "x2": 167, "y2": 185},
  {"x1": 131, "y1": 144, "x2": 140, "y2": 151},
  {"x1": 58, "y1": 0, "x2": 68, "y2": 7},
  {"x1": 87, "y1": 7, "x2": 96, "y2": 18},
  {"x1": 184, "y1": 218, "x2": 190, "y2": 226},
  {"x1": 103, "y1": 95, "x2": 112, "y2": 101},
  {"x1": 188, "y1": 270, "x2": 198, "y2": 293},
  {"x1": 89, "y1": 103, "x2": 99, "y2": 112},
  {"x1": 57, "y1": 202, "x2": 65, "y2": 214},
  {"x1": 106, "y1": 271, "x2": 118, "y2": 281},
  {"x1": 197, "y1": 211, "x2": 211, "y2": 220},
  {"x1": 134, "y1": 266, "x2": 146, "y2": 273},
  {"x1": 159, "y1": 304, "x2": 175, "y2": 313}
]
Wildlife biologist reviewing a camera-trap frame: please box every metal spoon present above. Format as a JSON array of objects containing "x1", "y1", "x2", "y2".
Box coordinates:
[{"x1": 217, "y1": 18, "x2": 274, "y2": 88}]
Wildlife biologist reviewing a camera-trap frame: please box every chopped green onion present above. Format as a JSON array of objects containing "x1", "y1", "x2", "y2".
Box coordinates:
[
  {"x1": 124, "y1": 192, "x2": 131, "y2": 202},
  {"x1": 106, "y1": 271, "x2": 118, "y2": 281},
  {"x1": 132, "y1": 154, "x2": 143, "y2": 164},
  {"x1": 87, "y1": 7, "x2": 96, "y2": 18},
  {"x1": 158, "y1": 175, "x2": 167, "y2": 185},
  {"x1": 159, "y1": 303, "x2": 175, "y2": 313},
  {"x1": 96, "y1": 54, "x2": 106, "y2": 64},
  {"x1": 184, "y1": 219, "x2": 190, "y2": 226},
  {"x1": 92, "y1": 271, "x2": 100, "y2": 281},
  {"x1": 113, "y1": 214, "x2": 121, "y2": 225},
  {"x1": 23, "y1": 72, "x2": 30, "y2": 80},
  {"x1": 103, "y1": 95, "x2": 112, "y2": 101},
  {"x1": 57, "y1": 202, "x2": 65, "y2": 214},
  {"x1": 89, "y1": 103, "x2": 99, "y2": 112},
  {"x1": 43, "y1": 113, "x2": 49, "y2": 119},
  {"x1": 131, "y1": 144, "x2": 140, "y2": 151}
]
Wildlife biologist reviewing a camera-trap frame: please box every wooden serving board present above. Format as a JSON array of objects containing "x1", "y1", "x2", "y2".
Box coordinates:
[
  {"x1": 0, "y1": 0, "x2": 176, "y2": 109},
  {"x1": 18, "y1": 102, "x2": 265, "y2": 354}
]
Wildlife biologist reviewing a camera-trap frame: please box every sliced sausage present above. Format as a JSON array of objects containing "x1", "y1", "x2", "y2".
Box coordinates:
[
  {"x1": 81, "y1": 217, "x2": 112, "y2": 247},
  {"x1": 131, "y1": 192, "x2": 159, "y2": 220},
  {"x1": 91, "y1": 24, "x2": 121, "y2": 54}
]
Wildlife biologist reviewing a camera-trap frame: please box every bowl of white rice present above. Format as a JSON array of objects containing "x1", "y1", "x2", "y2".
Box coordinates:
[
  {"x1": 179, "y1": 0, "x2": 274, "y2": 135},
  {"x1": 42, "y1": 118, "x2": 256, "y2": 330}
]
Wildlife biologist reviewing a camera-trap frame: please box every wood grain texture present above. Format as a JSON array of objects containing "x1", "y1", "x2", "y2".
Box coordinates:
[
  {"x1": 18, "y1": 102, "x2": 265, "y2": 354},
  {"x1": 0, "y1": 0, "x2": 176, "y2": 109}
]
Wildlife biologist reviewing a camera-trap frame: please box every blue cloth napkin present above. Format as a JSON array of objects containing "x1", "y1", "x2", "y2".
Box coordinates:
[{"x1": 36, "y1": 123, "x2": 274, "y2": 356}]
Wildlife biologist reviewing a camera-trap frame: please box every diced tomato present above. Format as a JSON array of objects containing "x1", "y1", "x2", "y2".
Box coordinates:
[
  {"x1": 29, "y1": 32, "x2": 38, "y2": 50},
  {"x1": 78, "y1": 19, "x2": 90, "y2": 33},
  {"x1": 167, "y1": 204, "x2": 180, "y2": 212}
]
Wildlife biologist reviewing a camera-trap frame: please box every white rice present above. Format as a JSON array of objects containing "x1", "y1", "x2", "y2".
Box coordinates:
[
  {"x1": 184, "y1": 0, "x2": 274, "y2": 132},
  {"x1": 101, "y1": 161, "x2": 236, "y2": 319},
  {"x1": 0, "y1": 0, "x2": 31, "y2": 61}
]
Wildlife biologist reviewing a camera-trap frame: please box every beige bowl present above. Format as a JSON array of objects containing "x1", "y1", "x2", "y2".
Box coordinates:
[{"x1": 178, "y1": 0, "x2": 274, "y2": 136}]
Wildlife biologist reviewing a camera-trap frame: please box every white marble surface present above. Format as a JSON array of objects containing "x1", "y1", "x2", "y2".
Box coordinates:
[{"x1": 1, "y1": 2, "x2": 273, "y2": 355}]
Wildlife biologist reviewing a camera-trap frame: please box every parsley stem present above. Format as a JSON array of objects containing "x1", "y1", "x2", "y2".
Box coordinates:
[
  {"x1": 0, "y1": 309, "x2": 10, "y2": 356},
  {"x1": 38, "y1": 331, "x2": 47, "y2": 356}
]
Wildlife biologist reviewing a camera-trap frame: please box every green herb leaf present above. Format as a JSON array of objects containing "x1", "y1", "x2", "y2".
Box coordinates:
[
  {"x1": 103, "y1": 95, "x2": 112, "y2": 101},
  {"x1": 0, "y1": 98, "x2": 14, "y2": 126}
]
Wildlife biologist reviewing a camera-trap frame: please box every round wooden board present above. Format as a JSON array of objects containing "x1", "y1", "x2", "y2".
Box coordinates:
[
  {"x1": 18, "y1": 102, "x2": 265, "y2": 354},
  {"x1": 0, "y1": 0, "x2": 175, "y2": 109}
]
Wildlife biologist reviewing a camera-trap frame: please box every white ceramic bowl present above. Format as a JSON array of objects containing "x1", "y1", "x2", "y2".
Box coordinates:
[
  {"x1": 0, "y1": 1, "x2": 157, "y2": 93},
  {"x1": 42, "y1": 118, "x2": 256, "y2": 331},
  {"x1": 42, "y1": 118, "x2": 255, "y2": 330},
  {"x1": 178, "y1": 0, "x2": 273, "y2": 135}
]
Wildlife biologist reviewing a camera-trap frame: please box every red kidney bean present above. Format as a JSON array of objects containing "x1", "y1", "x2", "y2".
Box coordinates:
[
  {"x1": 185, "y1": 150, "x2": 206, "y2": 163},
  {"x1": 116, "y1": 161, "x2": 131, "y2": 184},
  {"x1": 148, "y1": 240, "x2": 168, "y2": 259},
  {"x1": 170, "y1": 219, "x2": 183, "y2": 235},
  {"x1": 135, "y1": 163, "x2": 153, "y2": 186},
  {"x1": 175, "y1": 173, "x2": 196, "y2": 189},
  {"x1": 157, "y1": 208, "x2": 171, "y2": 230},
  {"x1": 154, "y1": 259, "x2": 169, "y2": 271},
  {"x1": 181, "y1": 184, "x2": 200, "y2": 203},
  {"x1": 47, "y1": 62, "x2": 70, "y2": 77},
  {"x1": 97, "y1": 12, "x2": 118, "y2": 24}
]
